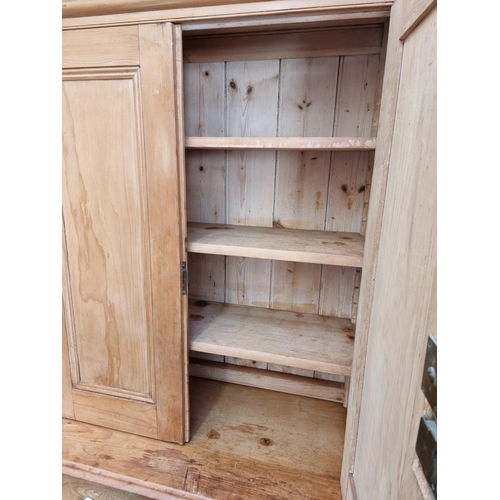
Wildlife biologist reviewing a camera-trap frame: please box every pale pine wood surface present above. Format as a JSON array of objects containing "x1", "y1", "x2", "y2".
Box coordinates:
[
  {"x1": 183, "y1": 61, "x2": 227, "y2": 311},
  {"x1": 184, "y1": 26, "x2": 383, "y2": 63},
  {"x1": 62, "y1": 23, "x2": 187, "y2": 443},
  {"x1": 224, "y1": 59, "x2": 278, "y2": 311},
  {"x1": 189, "y1": 300, "x2": 355, "y2": 375},
  {"x1": 63, "y1": 475, "x2": 153, "y2": 500},
  {"x1": 400, "y1": 0, "x2": 436, "y2": 39},
  {"x1": 340, "y1": 3, "x2": 404, "y2": 490},
  {"x1": 183, "y1": 34, "x2": 384, "y2": 385},
  {"x1": 186, "y1": 136, "x2": 376, "y2": 150},
  {"x1": 189, "y1": 359, "x2": 344, "y2": 402},
  {"x1": 271, "y1": 55, "x2": 337, "y2": 323},
  {"x1": 320, "y1": 53, "x2": 380, "y2": 321},
  {"x1": 173, "y1": 23, "x2": 191, "y2": 444},
  {"x1": 63, "y1": 377, "x2": 345, "y2": 499},
  {"x1": 138, "y1": 23, "x2": 187, "y2": 443},
  {"x1": 188, "y1": 222, "x2": 364, "y2": 267},
  {"x1": 62, "y1": 0, "x2": 393, "y2": 25},
  {"x1": 62, "y1": 71, "x2": 153, "y2": 397},
  {"x1": 72, "y1": 390, "x2": 158, "y2": 438},
  {"x1": 352, "y1": 6, "x2": 436, "y2": 499},
  {"x1": 63, "y1": 0, "x2": 260, "y2": 18},
  {"x1": 62, "y1": 26, "x2": 139, "y2": 67},
  {"x1": 182, "y1": 11, "x2": 390, "y2": 35},
  {"x1": 62, "y1": 305, "x2": 75, "y2": 420}
]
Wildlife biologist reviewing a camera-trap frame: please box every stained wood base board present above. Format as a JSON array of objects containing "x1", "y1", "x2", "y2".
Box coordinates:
[{"x1": 63, "y1": 377, "x2": 346, "y2": 500}]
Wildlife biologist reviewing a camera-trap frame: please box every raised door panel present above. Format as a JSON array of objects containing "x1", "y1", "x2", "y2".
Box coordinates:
[{"x1": 62, "y1": 24, "x2": 187, "y2": 443}]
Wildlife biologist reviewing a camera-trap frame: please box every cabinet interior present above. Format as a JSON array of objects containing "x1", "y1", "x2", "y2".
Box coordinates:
[{"x1": 183, "y1": 21, "x2": 387, "y2": 411}]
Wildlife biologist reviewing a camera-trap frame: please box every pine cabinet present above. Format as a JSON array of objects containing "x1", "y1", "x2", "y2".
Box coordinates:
[{"x1": 62, "y1": 1, "x2": 436, "y2": 498}]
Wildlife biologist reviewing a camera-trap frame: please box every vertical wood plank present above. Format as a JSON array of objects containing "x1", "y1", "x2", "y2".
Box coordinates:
[
  {"x1": 226, "y1": 256, "x2": 272, "y2": 308},
  {"x1": 225, "y1": 60, "x2": 279, "y2": 309},
  {"x1": 225, "y1": 60, "x2": 279, "y2": 370},
  {"x1": 187, "y1": 254, "x2": 225, "y2": 302},
  {"x1": 271, "y1": 261, "x2": 322, "y2": 314},
  {"x1": 272, "y1": 57, "x2": 339, "y2": 318},
  {"x1": 184, "y1": 61, "x2": 227, "y2": 306},
  {"x1": 334, "y1": 55, "x2": 381, "y2": 137},
  {"x1": 320, "y1": 266, "x2": 358, "y2": 318},
  {"x1": 321, "y1": 54, "x2": 380, "y2": 320},
  {"x1": 139, "y1": 22, "x2": 186, "y2": 443}
]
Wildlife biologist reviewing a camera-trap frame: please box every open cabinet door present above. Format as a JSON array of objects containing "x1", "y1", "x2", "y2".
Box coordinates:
[
  {"x1": 62, "y1": 23, "x2": 188, "y2": 444},
  {"x1": 344, "y1": 0, "x2": 437, "y2": 498}
]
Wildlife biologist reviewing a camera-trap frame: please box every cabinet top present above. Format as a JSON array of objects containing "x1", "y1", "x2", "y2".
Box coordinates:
[{"x1": 62, "y1": 0, "x2": 393, "y2": 29}]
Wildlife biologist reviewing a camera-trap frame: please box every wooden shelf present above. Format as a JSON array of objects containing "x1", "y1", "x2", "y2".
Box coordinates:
[
  {"x1": 187, "y1": 222, "x2": 364, "y2": 267},
  {"x1": 189, "y1": 300, "x2": 355, "y2": 376},
  {"x1": 185, "y1": 136, "x2": 376, "y2": 151},
  {"x1": 189, "y1": 358, "x2": 345, "y2": 403}
]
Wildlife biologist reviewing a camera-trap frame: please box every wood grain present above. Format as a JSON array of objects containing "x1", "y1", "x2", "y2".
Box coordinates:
[
  {"x1": 400, "y1": 0, "x2": 437, "y2": 39},
  {"x1": 340, "y1": 1, "x2": 405, "y2": 492},
  {"x1": 173, "y1": 23, "x2": 191, "y2": 444},
  {"x1": 188, "y1": 301, "x2": 355, "y2": 375},
  {"x1": 63, "y1": 475, "x2": 154, "y2": 500},
  {"x1": 351, "y1": 7, "x2": 436, "y2": 499},
  {"x1": 189, "y1": 358, "x2": 344, "y2": 402},
  {"x1": 319, "y1": 54, "x2": 380, "y2": 321},
  {"x1": 62, "y1": 303, "x2": 75, "y2": 419},
  {"x1": 62, "y1": 26, "x2": 139, "y2": 68},
  {"x1": 62, "y1": 0, "x2": 393, "y2": 23},
  {"x1": 138, "y1": 23, "x2": 187, "y2": 443},
  {"x1": 63, "y1": 0, "x2": 260, "y2": 17},
  {"x1": 184, "y1": 61, "x2": 227, "y2": 308},
  {"x1": 271, "y1": 57, "x2": 339, "y2": 328},
  {"x1": 182, "y1": 11, "x2": 390, "y2": 34},
  {"x1": 225, "y1": 59, "x2": 279, "y2": 310},
  {"x1": 73, "y1": 390, "x2": 158, "y2": 438},
  {"x1": 63, "y1": 377, "x2": 346, "y2": 499},
  {"x1": 184, "y1": 26, "x2": 384, "y2": 63},
  {"x1": 186, "y1": 136, "x2": 376, "y2": 150},
  {"x1": 62, "y1": 69, "x2": 154, "y2": 398},
  {"x1": 188, "y1": 222, "x2": 364, "y2": 267},
  {"x1": 271, "y1": 261, "x2": 323, "y2": 314}
]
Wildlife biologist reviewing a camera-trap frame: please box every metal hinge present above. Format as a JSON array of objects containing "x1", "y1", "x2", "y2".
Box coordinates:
[
  {"x1": 416, "y1": 335, "x2": 437, "y2": 498},
  {"x1": 182, "y1": 261, "x2": 188, "y2": 295}
]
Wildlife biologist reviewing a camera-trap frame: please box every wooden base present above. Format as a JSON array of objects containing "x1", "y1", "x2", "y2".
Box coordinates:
[{"x1": 63, "y1": 377, "x2": 345, "y2": 500}]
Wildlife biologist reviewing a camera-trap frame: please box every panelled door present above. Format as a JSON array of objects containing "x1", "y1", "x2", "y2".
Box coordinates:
[{"x1": 62, "y1": 23, "x2": 188, "y2": 444}]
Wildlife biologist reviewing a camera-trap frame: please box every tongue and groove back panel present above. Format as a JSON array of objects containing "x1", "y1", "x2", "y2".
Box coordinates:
[{"x1": 183, "y1": 25, "x2": 385, "y2": 380}]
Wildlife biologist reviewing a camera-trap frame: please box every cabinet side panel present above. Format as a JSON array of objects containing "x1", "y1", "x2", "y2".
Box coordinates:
[
  {"x1": 352, "y1": 9, "x2": 436, "y2": 498},
  {"x1": 62, "y1": 74, "x2": 153, "y2": 398}
]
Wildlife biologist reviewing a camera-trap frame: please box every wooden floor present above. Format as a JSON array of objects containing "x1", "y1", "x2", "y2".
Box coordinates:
[{"x1": 63, "y1": 377, "x2": 346, "y2": 500}]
